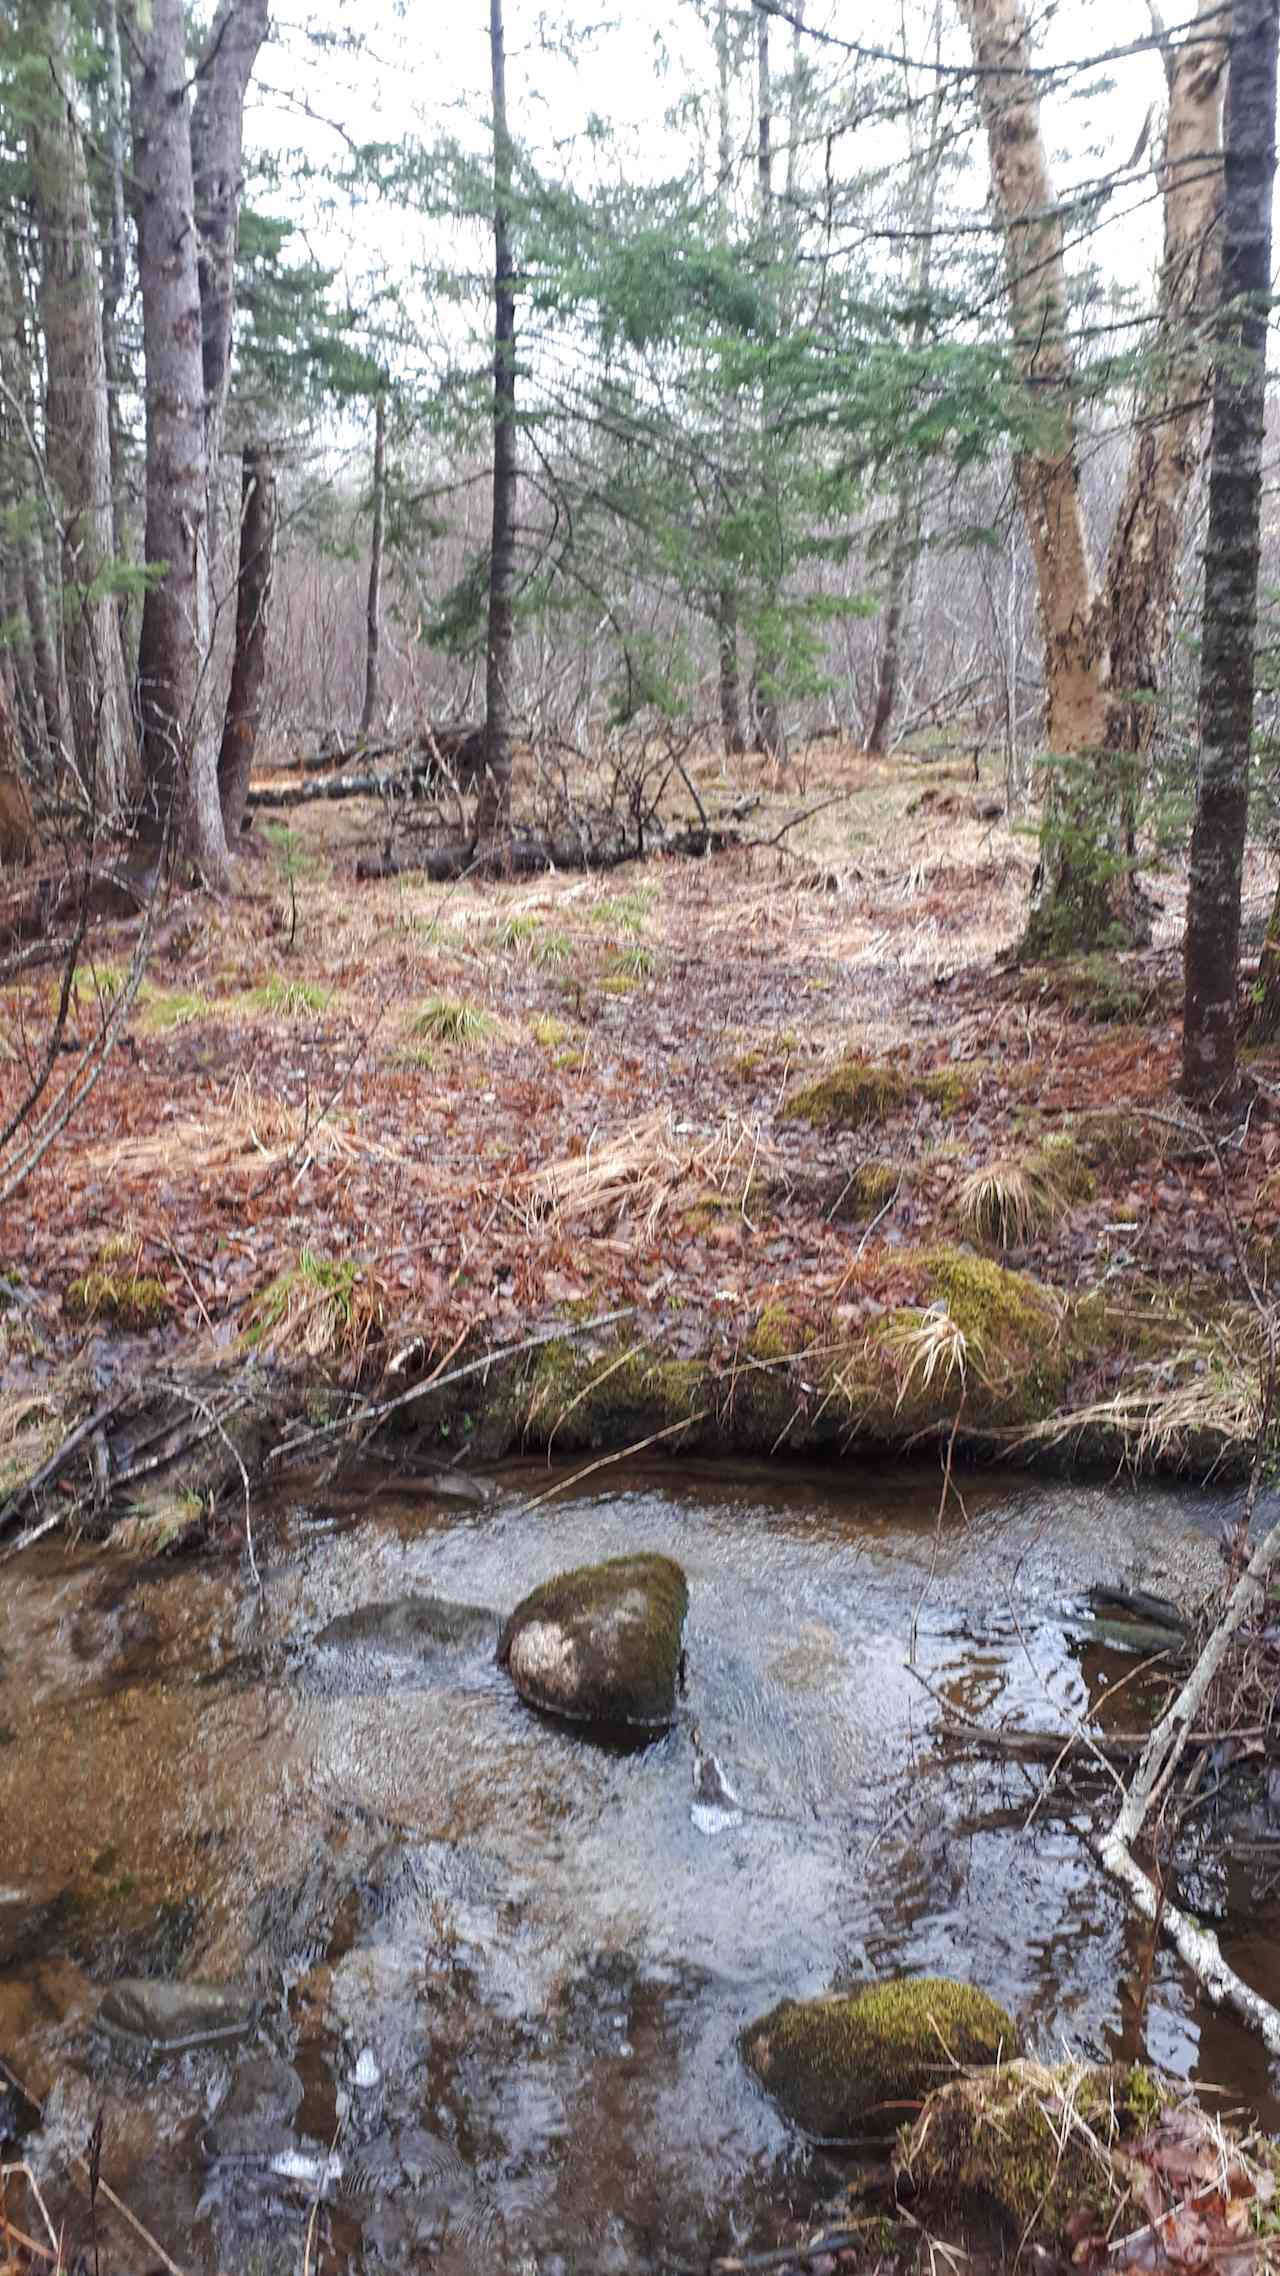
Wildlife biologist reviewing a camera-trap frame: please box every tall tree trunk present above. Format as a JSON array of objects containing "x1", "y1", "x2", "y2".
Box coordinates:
[
  {"x1": 26, "y1": 0, "x2": 135, "y2": 818},
  {"x1": 712, "y1": 0, "x2": 744, "y2": 757},
  {"x1": 190, "y1": 0, "x2": 270, "y2": 569},
  {"x1": 127, "y1": 0, "x2": 229, "y2": 886},
  {"x1": 1195, "y1": 3, "x2": 1280, "y2": 1061},
  {"x1": 866, "y1": 10, "x2": 946, "y2": 759},
  {"x1": 751, "y1": 0, "x2": 786, "y2": 764},
  {"x1": 958, "y1": 0, "x2": 1226, "y2": 956},
  {"x1": 96, "y1": 0, "x2": 131, "y2": 579},
  {"x1": 360, "y1": 391, "x2": 387, "y2": 740},
  {"x1": 477, "y1": 0, "x2": 516, "y2": 845},
  {"x1": 218, "y1": 443, "x2": 275, "y2": 842}
]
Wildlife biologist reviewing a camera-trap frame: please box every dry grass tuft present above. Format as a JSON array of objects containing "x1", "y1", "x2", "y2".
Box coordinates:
[
  {"x1": 244, "y1": 1247, "x2": 386, "y2": 1370},
  {"x1": 883, "y1": 1302, "x2": 971, "y2": 1406},
  {"x1": 520, "y1": 1110, "x2": 777, "y2": 1234}
]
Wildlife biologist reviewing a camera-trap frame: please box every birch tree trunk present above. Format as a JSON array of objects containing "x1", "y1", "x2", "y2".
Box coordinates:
[
  {"x1": 127, "y1": 0, "x2": 230, "y2": 886},
  {"x1": 26, "y1": 0, "x2": 136, "y2": 818},
  {"x1": 1183, "y1": 0, "x2": 1278, "y2": 1093},
  {"x1": 190, "y1": 0, "x2": 270, "y2": 570},
  {"x1": 217, "y1": 444, "x2": 276, "y2": 842},
  {"x1": 958, "y1": 0, "x2": 1226, "y2": 956},
  {"x1": 476, "y1": 0, "x2": 517, "y2": 846},
  {"x1": 360, "y1": 391, "x2": 387, "y2": 741}
]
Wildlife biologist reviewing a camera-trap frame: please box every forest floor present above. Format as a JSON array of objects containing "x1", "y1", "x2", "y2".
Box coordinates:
[{"x1": 3, "y1": 737, "x2": 1280, "y2": 1486}]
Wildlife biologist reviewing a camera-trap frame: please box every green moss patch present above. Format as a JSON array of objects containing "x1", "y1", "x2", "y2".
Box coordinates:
[
  {"x1": 899, "y1": 2059, "x2": 1167, "y2": 2239},
  {"x1": 741, "y1": 1978, "x2": 1017, "y2": 2139},
  {"x1": 780, "y1": 1057, "x2": 909, "y2": 1132},
  {"x1": 65, "y1": 1271, "x2": 171, "y2": 1331}
]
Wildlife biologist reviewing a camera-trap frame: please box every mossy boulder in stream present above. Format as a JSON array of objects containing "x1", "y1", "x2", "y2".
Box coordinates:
[
  {"x1": 497, "y1": 1553, "x2": 689, "y2": 1731},
  {"x1": 740, "y1": 1978, "x2": 1017, "y2": 2139}
]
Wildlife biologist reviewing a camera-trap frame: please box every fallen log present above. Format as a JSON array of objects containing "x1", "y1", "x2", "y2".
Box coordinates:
[{"x1": 353, "y1": 819, "x2": 747, "y2": 881}]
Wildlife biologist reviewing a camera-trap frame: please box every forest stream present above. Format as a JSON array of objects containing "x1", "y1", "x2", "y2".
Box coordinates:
[{"x1": 2, "y1": 1461, "x2": 1279, "y2": 2274}]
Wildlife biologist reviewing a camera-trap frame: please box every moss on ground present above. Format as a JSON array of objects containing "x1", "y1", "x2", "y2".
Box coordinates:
[
  {"x1": 523, "y1": 1335, "x2": 708, "y2": 1450},
  {"x1": 899, "y1": 2059, "x2": 1168, "y2": 2239},
  {"x1": 741, "y1": 1978, "x2": 1017, "y2": 2138},
  {"x1": 780, "y1": 1057, "x2": 909, "y2": 1131},
  {"x1": 65, "y1": 1271, "x2": 171, "y2": 1330}
]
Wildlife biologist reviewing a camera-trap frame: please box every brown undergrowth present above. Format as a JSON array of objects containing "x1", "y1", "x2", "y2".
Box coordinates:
[{"x1": 1, "y1": 741, "x2": 1278, "y2": 1474}]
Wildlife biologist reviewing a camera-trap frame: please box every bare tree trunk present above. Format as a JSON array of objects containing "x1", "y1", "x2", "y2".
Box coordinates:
[
  {"x1": 751, "y1": 0, "x2": 786, "y2": 764},
  {"x1": 190, "y1": 0, "x2": 270, "y2": 569},
  {"x1": 866, "y1": 10, "x2": 946, "y2": 759},
  {"x1": 218, "y1": 444, "x2": 276, "y2": 842},
  {"x1": 958, "y1": 0, "x2": 1226, "y2": 956},
  {"x1": 476, "y1": 0, "x2": 516, "y2": 845},
  {"x1": 95, "y1": 0, "x2": 130, "y2": 577},
  {"x1": 26, "y1": 0, "x2": 136, "y2": 818},
  {"x1": 127, "y1": 0, "x2": 229, "y2": 886},
  {"x1": 1184, "y1": 0, "x2": 1278, "y2": 1089},
  {"x1": 360, "y1": 391, "x2": 387, "y2": 741},
  {"x1": 713, "y1": 0, "x2": 745, "y2": 758}
]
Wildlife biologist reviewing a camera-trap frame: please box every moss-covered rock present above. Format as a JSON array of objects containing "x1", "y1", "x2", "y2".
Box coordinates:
[
  {"x1": 740, "y1": 1978, "x2": 1017, "y2": 2139},
  {"x1": 779, "y1": 1056, "x2": 908, "y2": 1132},
  {"x1": 497, "y1": 1552, "x2": 689, "y2": 1731},
  {"x1": 523, "y1": 1336, "x2": 707, "y2": 1451},
  {"x1": 899, "y1": 2059, "x2": 1166, "y2": 2238}
]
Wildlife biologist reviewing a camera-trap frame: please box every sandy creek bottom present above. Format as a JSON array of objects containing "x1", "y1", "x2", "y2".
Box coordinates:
[{"x1": 2, "y1": 1458, "x2": 1279, "y2": 2275}]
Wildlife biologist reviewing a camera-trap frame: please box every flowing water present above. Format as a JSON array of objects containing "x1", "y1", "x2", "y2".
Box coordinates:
[{"x1": 2, "y1": 1458, "x2": 1279, "y2": 2275}]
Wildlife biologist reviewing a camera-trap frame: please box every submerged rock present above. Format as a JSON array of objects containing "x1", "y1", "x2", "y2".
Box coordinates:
[
  {"x1": 97, "y1": 1977, "x2": 253, "y2": 2050},
  {"x1": 497, "y1": 1553, "x2": 688, "y2": 1731},
  {"x1": 315, "y1": 1595, "x2": 500, "y2": 1655},
  {"x1": 690, "y1": 1723, "x2": 742, "y2": 1834},
  {"x1": 740, "y1": 1977, "x2": 1017, "y2": 2139}
]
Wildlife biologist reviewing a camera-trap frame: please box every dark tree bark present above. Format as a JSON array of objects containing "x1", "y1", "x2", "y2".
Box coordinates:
[
  {"x1": 2, "y1": 223, "x2": 67, "y2": 769},
  {"x1": 360, "y1": 391, "x2": 387, "y2": 740},
  {"x1": 127, "y1": 0, "x2": 229, "y2": 884},
  {"x1": 217, "y1": 444, "x2": 276, "y2": 842},
  {"x1": 1198, "y1": 4, "x2": 1280, "y2": 1059},
  {"x1": 190, "y1": 0, "x2": 270, "y2": 565},
  {"x1": 476, "y1": 0, "x2": 517, "y2": 846},
  {"x1": 717, "y1": 586, "x2": 745, "y2": 756},
  {"x1": 26, "y1": 0, "x2": 135, "y2": 816}
]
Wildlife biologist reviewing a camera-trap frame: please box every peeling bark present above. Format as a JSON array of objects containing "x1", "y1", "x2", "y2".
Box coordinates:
[{"x1": 959, "y1": 0, "x2": 1226, "y2": 955}]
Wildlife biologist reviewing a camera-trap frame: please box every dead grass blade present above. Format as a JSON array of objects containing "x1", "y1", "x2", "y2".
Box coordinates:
[{"x1": 518, "y1": 1110, "x2": 778, "y2": 1235}]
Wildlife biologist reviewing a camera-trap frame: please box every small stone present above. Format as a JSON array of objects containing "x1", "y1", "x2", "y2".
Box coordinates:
[
  {"x1": 97, "y1": 1977, "x2": 253, "y2": 2050},
  {"x1": 315, "y1": 1595, "x2": 500, "y2": 1655}
]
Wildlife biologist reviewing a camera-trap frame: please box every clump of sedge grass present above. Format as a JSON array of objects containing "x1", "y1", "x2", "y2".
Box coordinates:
[
  {"x1": 411, "y1": 996, "x2": 496, "y2": 1047},
  {"x1": 492, "y1": 912, "x2": 541, "y2": 951},
  {"x1": 957, "y1": 1137, "x2": 1092, "y2": 1252},
  {"x1": 534, "y1": 930, "x2": 575, "y2": 968},
  {"x1": 883, "y1": 1303, "x2": 971, "y2": 1407},
  {"x1": 247, "y1": 976, "x2": 329, "y2": 1018}
]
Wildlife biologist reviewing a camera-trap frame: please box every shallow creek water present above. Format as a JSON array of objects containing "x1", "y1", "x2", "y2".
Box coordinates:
[{"x1": 2, "y1": 1459, "x2": 1280, "y2": 2274}]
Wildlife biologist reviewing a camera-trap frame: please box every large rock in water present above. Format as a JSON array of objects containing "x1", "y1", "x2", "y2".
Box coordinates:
[
  {"x1": 497, "y1": 1553, "x2": 688, "y2": 1731},
  {"x1": 740, "y1": 1978, "x2": 1017, "y2": 2139}
]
